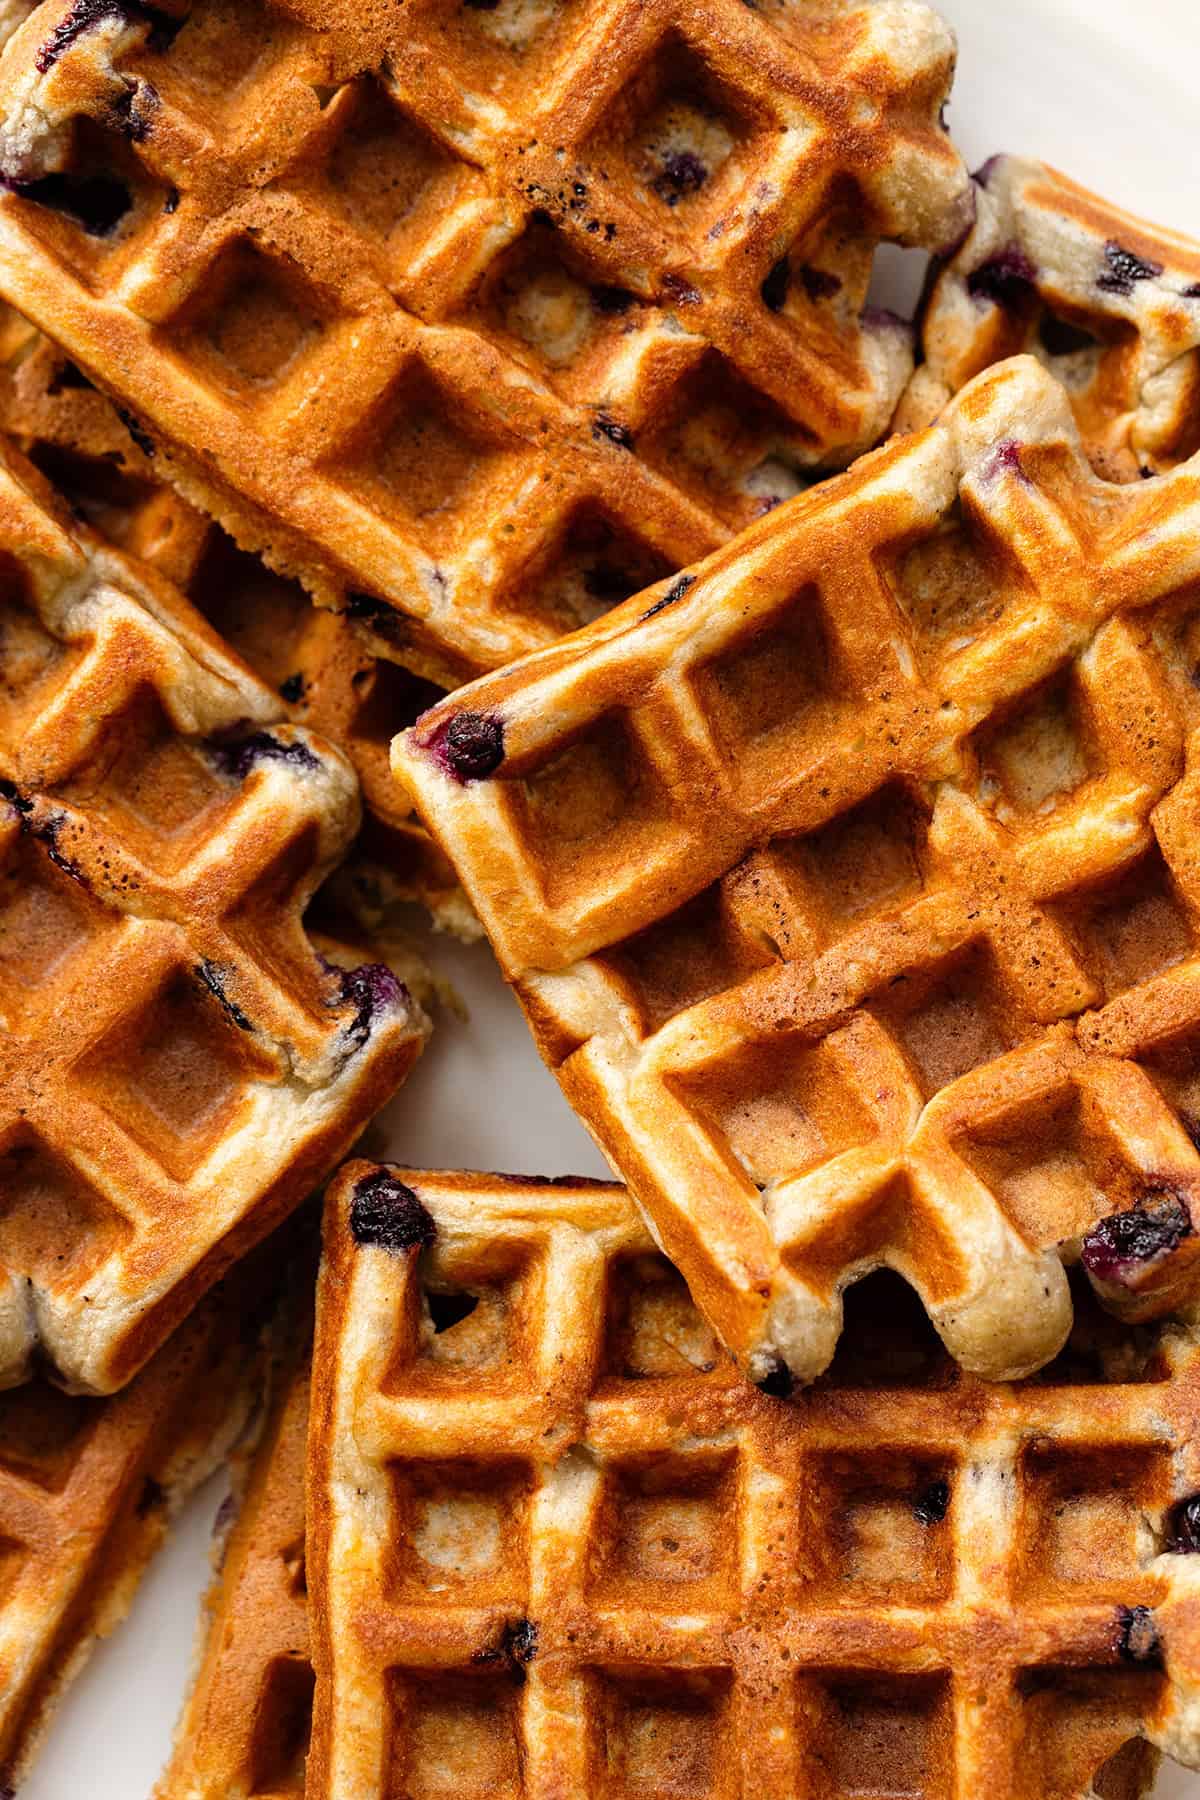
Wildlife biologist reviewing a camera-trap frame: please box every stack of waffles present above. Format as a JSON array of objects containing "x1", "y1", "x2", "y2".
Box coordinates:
[{"x1": 0, "y1": 0, "x2": 1195, "y2": 1795}]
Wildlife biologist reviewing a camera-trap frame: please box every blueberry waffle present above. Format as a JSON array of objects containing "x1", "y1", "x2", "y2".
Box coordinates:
[
  {"x1": 0, "y1": 437, "x2": 427, "y2": 1392},
  {"x1": 0, "y1": 1267, "x2": 263, "y2": 1794},
  {"x1": 308, "y1": 1163, "x2": 1200, "y2": 1798},
  {"x1": 0, "y1": 302, "x2": 475, "y2": 939},
  {"x1": 898, "y1": 156, "x2": 1200, "y2": 482},
  {"x1": 395, "y1": 355, "x2": 1200, "y2": 1390},
  {"x1": 0, "y1": 0, "x2": 967, "y2": 680},
  {"x1": 157, "y1": 1276, "x2": 311, "y2": 1800}
]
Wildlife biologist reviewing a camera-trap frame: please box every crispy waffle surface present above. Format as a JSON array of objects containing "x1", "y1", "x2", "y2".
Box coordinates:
[
  {"x1": 0, "y1": 0, "x2": 967, "y2": 681},
  {"x1": 0, "y1": 301, "x2": 476, "y2": 938},
  {"x1": 395, "y1": 355, "x2": 1200, "y2": 1392},
  {"x1": 897, "y1": 156, "x2": 1200, "y2": 482},
  {"x1": 0, "y1": 435, "x2": 428, "y2": 1394},
  {"x1": 157, "y1": 1265, "x2": 312, "y2": 1800},
  {"x1": 309, "y1": 1163, "x2": 1200, "y2": 1799},
  {"x1": 0, "y1": 1261, "x2": 265, "y2": 1793}
]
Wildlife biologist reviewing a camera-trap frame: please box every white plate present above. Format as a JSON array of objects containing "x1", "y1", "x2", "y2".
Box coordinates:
[{"x1": 23, "y1": 1, "x2": 1200, "y2": 1792}]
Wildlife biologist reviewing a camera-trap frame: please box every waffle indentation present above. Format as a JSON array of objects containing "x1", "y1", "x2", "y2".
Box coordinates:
[
  {"x1": 600, "y1": 878, "x2": 776, "y2": 1038},
  {"x1": 602, "y1": 1253, "x2": 721, "y2": 1382},
  {"x1": 390, "y1": 1460, "x2": 532, "y2": 1603},
  {"x1": 323, "y1": 82, "x2": 465, "y2": 273},
  {"x1": 643, "y1": 349, "x2": 820, "y2": 528},
  {"x1": 171, "y1": 242, "x2": 328, "y2": 397},
  {"x1": 248, "y1": 1656, "x2": 313, "y2": 1799},
  {"x1": 514, "y1": 713, "x2": 680, "y2": 906},
  {"x1": 0, "y1": 1378, "x2": 94, "y2": 1490},
  {"x1": 0, "y1": 1136, "x2": 132, "y2": 1289},
  {"x1": 343, "y1": 358, "x2": 510, "y2": 542},
  {"x1": 695, "y1": 591, "x2": 849, "y2": 773},
  {"x1": 595, "y1": 34, "x2": 757, "y2": 233},
  {"x1": 807, "y1": 1453, "x2": 955, "y2": 1602},
  {"x1": 386, "y1": 1669, "x2": 524, "y2": 1799},
  {"x1": 671, "y1": 1036, "x2": 878, "y2": 1187},
  {"x1": 1018, "y1": 1445, "x2": 1167, "y2": 1600},
  {"x1": 81, "y1": 969, "x2": 269, "y2": 1180},
  {"x1": 594, "y1": 1667, "x2": 731, "y2": 1797},
  {"x1": 871, "y1": 946, "x2": 1015, "y2": 1098},
  {"x1": 799, "y1": 1673, "x2": 952, "y2": 1798},
  {"x1": 589, "y1": 1453, "x2": 736, "y2": 1604},
  {"x1": 0, "y1": 839, "x2": 104, "y2": 1014}
]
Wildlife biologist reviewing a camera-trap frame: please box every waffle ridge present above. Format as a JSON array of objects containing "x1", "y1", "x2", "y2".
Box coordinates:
[
  {"x1": 0, "y1": 0, "x2": 967, "y2": 678},
  {"x1": 394, "y1": 355, "x2": 1200, "y2": 1388},
  {"x1": 897, "y1": 155, "x2": 1200, "y2": 481},
  {"x1": 308, "y1": 1164, "x2": 1200, "y2": 1798},
  {"x1": 0, "y1": 437, "x2": 426, "y2": 1393}
]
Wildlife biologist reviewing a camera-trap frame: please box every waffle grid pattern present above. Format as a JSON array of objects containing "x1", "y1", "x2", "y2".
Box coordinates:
[
  {"x1": 0, "y1": 302, "x2": 473, "y2": 936},
  {"x1": 0, "y1": 441, "x2": 425, "y2": 1391},
  {"x1": 394, "y1": 357, "x2": 1200, "y2": 1387},
  {"x1": 898, "y1": 155, "x2": 1200, "y2": 481},
  {"x1": 0, "y1": 0, "x2": 966, "y2": 677},
  {"x1": 309, "y1": 1166, "x2": 1200, "y2": 1798}
]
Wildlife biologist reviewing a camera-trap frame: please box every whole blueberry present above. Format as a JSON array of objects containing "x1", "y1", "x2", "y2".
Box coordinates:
[{"x1": 439, "y1": 712, "x2": 505, "y2": 782}]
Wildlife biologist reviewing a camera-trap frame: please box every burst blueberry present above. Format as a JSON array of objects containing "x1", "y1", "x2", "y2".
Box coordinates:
[
  {"x1": 1082, "y1": 1192, "x2": 1193, "y2": 1287},
  {"x1": 349, "y1": 1170, "x2": 436, "y2": 1253},
  {"x1": 967, "y1": 243, "x2": 1037, "y2": 308}
]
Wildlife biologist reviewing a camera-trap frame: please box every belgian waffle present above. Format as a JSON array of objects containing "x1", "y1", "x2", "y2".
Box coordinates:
[
  {"x1": 0, "y1": 1267, "x2": 262, "y2": 1793},
  {"x1": 0, "y1": 304, "x2": 474, "y2": 937},
  {"x1": 897, "y1": 156, "x2": 1200, "y2": 481},
  {"x1": 0, "y1": 437, "x2": 427, "y2": 1393},
  {"x1": 308, "y1": 1163, "x2": 1200, "y2": 1797},
  {"x1": 0, "y1": 0, "x2": 967, "y2": 680},
  {"x1": 157, "y1": 1275, "x2": 311, "y2": 1800},
  {"x1": 395, "y1": 355, "x2": 1200, "y2": 1390}
]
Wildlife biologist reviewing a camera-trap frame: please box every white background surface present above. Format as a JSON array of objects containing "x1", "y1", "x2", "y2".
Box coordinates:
[{"x1": 24, "y1": 1, "x2": 1200, "y2": 1792}]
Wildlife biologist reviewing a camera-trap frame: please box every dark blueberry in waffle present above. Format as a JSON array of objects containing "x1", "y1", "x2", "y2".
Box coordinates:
[
  {"x1": 436, "y1": 711, "x2": 505, "y2": 782},
  {"x1": 210, "y1": 731, "x2": 321, "y2": 779},
  {"x1": 1098, "y1": 240, "x2": 1163, "y2": 295},
  {"x1": 655, "y1": 150, "x2": 707, "y2": 204},
  {"x1": 755, "y1": 1354, "x2": 794, "y2": 1399},
  {"x1": 913, "y1": 1479, "x2": 950, "y2": 1525},
  {"x1": 350, "y1": 1170, "x2": 436, "y2": 1253},
  {"x1": 331, "y1": 961, "x2": 406, "y2": 1049},
  {"x1": 1166, "y1": 1495, "x2": 1200, "y2": 1553},
  {"x1": 1114, "y1": 1604, "x2": 1162, "y2": 1668},
  {"x1": 1083, "y1": 1192, "x2": 1193, "y2": 1286},
  {"x1": 967, "y1": 243, "x2": 1037, "y2": 308}
]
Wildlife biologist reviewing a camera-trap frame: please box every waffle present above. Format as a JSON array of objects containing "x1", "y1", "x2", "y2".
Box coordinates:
[
  {"x1": 0, "y1": 303, "x2": 475, "y2": 938},
  {"x1": 897, "y1": 156, "x2": 1200, "y2": 481},
  {"x1": 308, "y1": 1162, "x2": 1200, "y2": 1797},
  {"x1": 0, "y1": 436, "x2": 427, "y2": 1393},
  {"x1": 395, "y1": 354, "x2": 1200, "y2": 1391},
  {"x1": 157, "y1": 1270, "x2": 311, "y2": 1800},
  {"x1": 0, "y1": 1265, "x2": 263, "y2": 1793},
  {"x1": 0, "y1": 0, "x2": 968, "y2": 682}
]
